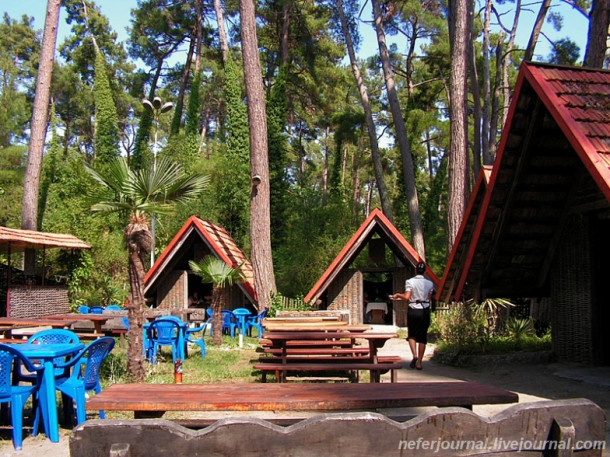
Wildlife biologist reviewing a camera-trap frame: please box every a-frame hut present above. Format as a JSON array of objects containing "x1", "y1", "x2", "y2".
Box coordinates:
[
  {"x1": 437, "y1": 62, "x2": 610, "y2": 365},
  {"x1": 304, "y1": 208, "x2": 440, "y2": 326},
  {"x1": 144, "y1": 216, "x2": 257, "y2": 311}
]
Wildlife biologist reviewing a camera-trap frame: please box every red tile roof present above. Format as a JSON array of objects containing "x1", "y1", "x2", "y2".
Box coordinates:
[
  {"x1": 144, "y1": 216, "x2": 256, "y2": 303},
  {"x1": 524, "y1": 63, "x2": 610, "y2": 199},
  {"x1": 0, "y1": 226, "x2": 91, "y2": 252},
  {"x1": 304, "y1": 208, "x2": 440, "y2": 304}
]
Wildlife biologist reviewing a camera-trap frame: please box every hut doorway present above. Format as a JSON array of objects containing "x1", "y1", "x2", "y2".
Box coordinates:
[
  {"x1": 592, "y1": 216, "x2": 610, "y2": 365},
  {"x1": 187, "y1": 273, "x2": 212, "y2": 310},
  {"x1": 363, "y1": 272, "x2": 393, "y2": 325}
]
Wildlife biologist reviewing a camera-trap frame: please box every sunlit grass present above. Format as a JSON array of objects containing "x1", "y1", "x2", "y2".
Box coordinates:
[{"x1": 101, "y1": 333, "x2": 263, "y2": 387}]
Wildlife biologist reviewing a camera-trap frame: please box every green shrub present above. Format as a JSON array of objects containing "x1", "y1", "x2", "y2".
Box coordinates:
[
  {"x1": 269, "y1": 292, "x2": 311, "y2": 317},
  {"x1": 505, "y1": 317, "x2": 535, "y2": 340},
  {"x1": 433, "y1": 302, "x2": 551, "y2": 360},
  {"x1": 434, "y1": 303, "x2": 486, "y2": 349}
]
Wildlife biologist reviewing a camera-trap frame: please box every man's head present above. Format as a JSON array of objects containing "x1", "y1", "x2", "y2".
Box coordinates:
[{"x1": 416, "y1": 262, "x2": 426, "y2": 274}]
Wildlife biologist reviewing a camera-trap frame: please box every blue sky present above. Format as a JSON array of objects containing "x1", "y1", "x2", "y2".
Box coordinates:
[{"x1": 1, "y1": 0, "x2": 589, "y2": 63}]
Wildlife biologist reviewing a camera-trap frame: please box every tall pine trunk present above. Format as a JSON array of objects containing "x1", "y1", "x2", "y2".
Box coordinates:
[
  {"x1": 337, "y1": 0, "x2": 394, "y2": 223},
  {"x1": 524, "y1": 0, "x2": 551, "y2": 61},
  {"x1": 447, "y1": 0, "x2": 471, "y2": 253},
  {"x1": 371, "y1": 0, "x2": 426, "y2": 259},
  {"x1": 239, "y1": 0, "x2": 277, "y2": 311},
  {"x1": 21, "y1": 0, "x2": 61, "y2": 275},
  {"x1": 584, "y1": 0, "x2": 610, "y2": 67}
]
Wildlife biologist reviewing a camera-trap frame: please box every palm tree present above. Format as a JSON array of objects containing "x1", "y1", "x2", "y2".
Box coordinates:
[
  {"x1": 189, "y1": 256, "x2": 245, "y2": 346},
  {"x1": 86, "y1": 156, "x2": 209, "y2": 382}
]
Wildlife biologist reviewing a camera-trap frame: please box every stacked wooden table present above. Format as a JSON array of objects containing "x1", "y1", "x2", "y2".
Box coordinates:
[{"x1": 255, "y1": 320, "x2": 401, "y2": 383}]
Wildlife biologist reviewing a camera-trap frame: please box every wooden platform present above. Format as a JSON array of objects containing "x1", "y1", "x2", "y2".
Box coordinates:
[{"x1": 86, "y1": 381, "x2": 518, "y2": 417}]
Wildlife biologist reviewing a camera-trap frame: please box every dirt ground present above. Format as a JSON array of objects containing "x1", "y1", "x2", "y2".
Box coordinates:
[{"x1": 1, "y1": 337, "x2": 608, "y2": 456}]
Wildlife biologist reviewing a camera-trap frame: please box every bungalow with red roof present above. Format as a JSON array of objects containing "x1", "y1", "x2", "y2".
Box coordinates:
[
  {"x1": 304, "y1": 208, "x2": 440, "y2": 326},
  {"x1": 144, "y1": 216, "x2": 257, "y2": 311},
  {"x1": 436, "y1": 62, "x2": 610, "y2": 365}
]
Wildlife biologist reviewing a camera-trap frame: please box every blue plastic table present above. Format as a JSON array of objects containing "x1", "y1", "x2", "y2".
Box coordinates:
[
  {"x1": 231, "y1": 308, "x2": 252, "y2": 337},
  {"x1": 11, "y1": 342, "x2": 84, "y2": 442}
]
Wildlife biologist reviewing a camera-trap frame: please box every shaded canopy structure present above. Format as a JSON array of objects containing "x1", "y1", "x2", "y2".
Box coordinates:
[
  {"x1": 0, "y1": 226, "x2": 91, "y2": 317},
  {"x1": 437, "y1": 62, "x2": 610, "y2": 365},
  {"x1": 0, "y1": 226, "x2": 91, "y2": 252}
]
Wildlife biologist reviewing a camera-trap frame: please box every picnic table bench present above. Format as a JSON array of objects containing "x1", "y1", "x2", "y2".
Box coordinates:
[
  {"x1": 256, "y1": 330, "x2": 399, "y2": 382},
  {"x1": 71, "y1": 398, "x2": 606, "y2": 457}
]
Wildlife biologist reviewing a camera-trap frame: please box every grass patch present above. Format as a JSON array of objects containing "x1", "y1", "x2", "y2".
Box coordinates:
[{"x1": 101, "y1": 334, "x2": 262, "y2": 387}]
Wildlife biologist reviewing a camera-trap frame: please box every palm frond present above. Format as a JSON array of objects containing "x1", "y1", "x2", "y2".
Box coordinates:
[
  {"x1": 165, "y1": 173, "x2": 210, "y2": 205},
  {"x1": 189, "y1": 256, "x2": 245, "y2": 288},
  {"x1": 85, "y1": 158, "x2": 132, "y2": 195}
]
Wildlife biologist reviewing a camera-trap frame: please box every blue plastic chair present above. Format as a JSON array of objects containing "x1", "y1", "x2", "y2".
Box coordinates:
[
  {"x1": 145, "y1": 319, "x2": 182, "y2": 364},
  {"x1": 246, "y1": 309, "x2": 268, "y2": 338},
  {"x1": 184, "y1": 317, "x2": 211, "y2": 358},
  {"x1": 77, "y1": 305, "x2": 90, "y2": 314},
  {"x1": 0, "y1": 344, "x2": 44, "y2": 450},
  {"x1": 13, "y1": 329, "x2": 81, "y2": 384},
  {"x1": 221, "y1": 310, "x2": 238, "y2": 337},
  {"x1": 89, "y1": 306, "x2": 104, "y2": 314},
  {"x1": 104, "y1": 305, "x2": 122, "y2": 312},
  {"x1": 50, "y1": 337, "x2": 115, "y2": 426},
  {"x1": 121, "y1": 317, "x2": 130, "y2": 330}
]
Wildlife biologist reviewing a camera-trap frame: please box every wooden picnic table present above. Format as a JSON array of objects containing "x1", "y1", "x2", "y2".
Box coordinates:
[
  {"x1": 262, "y1": 330, "x2": 396, "y2": 363},
  {"x1": 43, "y1": 313, "x2": 114, "y2": 337},
  {"x1": 85, "y1": 382, "x2": 519, "y2": 419},
  {"x1": 257, "y1": 330, "x2": 399, "y2": 382}
]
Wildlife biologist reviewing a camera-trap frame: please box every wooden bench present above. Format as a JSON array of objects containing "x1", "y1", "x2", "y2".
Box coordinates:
[
  {"x1": 253, "y1": 361, "x2": 402, "y2": 383},
  {"x1": 103, "y1": 328, "x2": 127, "y2": 347},
  {"x1": 73, "y1": 399, "x2": 605, "y2": 457},
  {"x1": 260, "y1": 338, "x2": 355, "y2": 348},
  {"x1": 0, "y1": 338, "x2": 27, "y2": 344}
]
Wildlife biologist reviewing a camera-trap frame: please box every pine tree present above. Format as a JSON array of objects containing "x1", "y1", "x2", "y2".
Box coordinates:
[
  {"x1": 267, "y1": 65, "x2": 289, "y2": 247},
  {"x1": 93, "y1": 50, "x2": 120, "y2": 164}
]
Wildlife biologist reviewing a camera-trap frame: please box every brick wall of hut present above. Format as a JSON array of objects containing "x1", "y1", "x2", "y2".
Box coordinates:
[
  {"x1": 8, "y1": 285, "x2": 69, "y2": 318},
  {"x1": 327, "y1": 269, "x2": 363, "y2": 324},
  {"x1": 551, "y1": 214, "x2": 593, "y2": 364},
  {"x1": 157, "y1": 270, "x2": 187, "y2": 309},
  {"x1": 393, "y1": 268, "x2": 409, "y2": 327}
]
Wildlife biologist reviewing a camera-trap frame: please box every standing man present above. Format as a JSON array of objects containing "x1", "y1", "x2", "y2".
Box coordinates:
[{"x1": 389, "y1": 262, "x2": 435, "y2": 370}]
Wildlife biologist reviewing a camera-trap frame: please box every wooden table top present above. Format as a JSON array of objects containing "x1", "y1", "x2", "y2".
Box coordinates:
[
  {"x1": 264, "y1": 317, "x2": 342, "y2": 323},
  {"x1": 86, "y1": 382, "x2": 518, "y2": 412},
  {"x1": 43, "y1": 313, "x2": 113, "y2": 322},
  {"x1": 0, "y1": 317, "x2": 78, "y2": 327},
  {"x1": 263, "y1": 322, "x2": 371, "y2": 332},
  {"x1": 262, "y1": 331, "x2": 397, "y2": 341}
]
